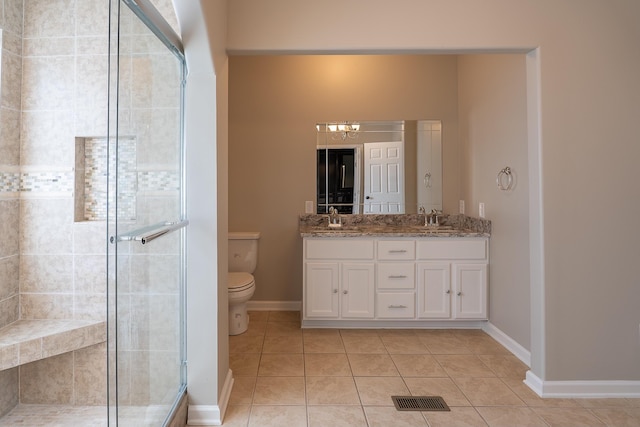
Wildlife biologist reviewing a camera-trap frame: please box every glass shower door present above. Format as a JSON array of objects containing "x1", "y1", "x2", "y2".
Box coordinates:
[{"x1": 107, "y1": 1, "x2": 186, "y2": 425}]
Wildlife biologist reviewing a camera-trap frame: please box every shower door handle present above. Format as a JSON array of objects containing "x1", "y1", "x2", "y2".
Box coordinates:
[{"x1": 110, "y1": 219, "x2": 189, "y2": 244}]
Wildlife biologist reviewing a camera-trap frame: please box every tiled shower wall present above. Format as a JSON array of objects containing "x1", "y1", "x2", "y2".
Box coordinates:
[
  {"x1": 19, "y1": 0, "x2": 112, "y2": 318},
  {"x1": 0, "y1": 0, "x2": 24, "y2": 417},
  {"x1": 1, "y1": 0, "x2": 182, "y2": 415}
]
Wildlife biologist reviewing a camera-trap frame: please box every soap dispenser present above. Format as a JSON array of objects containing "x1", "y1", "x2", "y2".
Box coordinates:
[{"x1": 328, "y1": 206, "x2": 342, "y2": 228}]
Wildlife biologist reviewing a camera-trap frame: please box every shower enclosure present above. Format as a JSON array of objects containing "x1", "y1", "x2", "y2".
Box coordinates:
[
  {"x1": 0, "y1": 0, "x2": 187, "y2": 425},
  {"x1": 106, "y1": 0, "x2": 187, "y2": 425}
]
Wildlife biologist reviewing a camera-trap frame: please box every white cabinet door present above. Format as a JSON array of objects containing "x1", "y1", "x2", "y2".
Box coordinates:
[
  {"x1": 453, "y1": 263, "x2": 487, "y2": 319},
  {"x1": 305, "y1": 262, "x2": 339, "y2": 318},
  {"x1": 416, "y1": 263, "x2": 451, "y2": 319},
  {"x1": 341, "y1": 263, "x2": 375, "y2": 318}
]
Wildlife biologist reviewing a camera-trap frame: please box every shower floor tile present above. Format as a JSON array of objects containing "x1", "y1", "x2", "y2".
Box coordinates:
[
  {"x1": 0, "y1": 404, "x2": 172, "y2": 426},
  {"x1": 0, "y1": 405, "x2": 106, "y2": 426}
]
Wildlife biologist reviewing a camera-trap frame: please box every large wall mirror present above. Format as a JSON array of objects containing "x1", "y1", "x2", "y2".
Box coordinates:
[{"x1": 316, "y1": 120, "x2": 442, "y2": 215}]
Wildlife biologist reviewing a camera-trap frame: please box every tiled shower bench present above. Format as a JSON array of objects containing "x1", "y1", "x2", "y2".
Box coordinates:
[{"x1": 0, "y1": 319, "x2": 106, "y2": 371}]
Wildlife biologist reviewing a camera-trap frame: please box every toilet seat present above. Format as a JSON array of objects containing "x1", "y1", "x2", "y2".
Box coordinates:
[{"x1": 228, "y1": 272, "x2": 255, "y2": 293}]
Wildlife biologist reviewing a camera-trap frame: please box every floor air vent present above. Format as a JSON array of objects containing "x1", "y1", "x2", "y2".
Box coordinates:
[{"x1": 391, "y1": 396, "x2": 450, "y2": 412}]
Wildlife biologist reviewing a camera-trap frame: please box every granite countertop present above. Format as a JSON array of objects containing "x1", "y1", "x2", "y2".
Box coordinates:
[
  {"x1": 299, "y1": 213, "x2": 491, "y2": 238},
  {"x1": 299, "y1": 224, "x2": 489, "y2": 238}
]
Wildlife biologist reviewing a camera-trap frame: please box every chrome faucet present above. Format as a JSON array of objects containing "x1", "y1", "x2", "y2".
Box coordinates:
[
  {"x1": 429, "y1": 209, "x2": 441, "y2": 226},
  {"x1": 328, "y1": 206, "x2": 342, "y2": 227},
  {"x1": 418, "y1": 206, "x2": 428, "y2": 226}
]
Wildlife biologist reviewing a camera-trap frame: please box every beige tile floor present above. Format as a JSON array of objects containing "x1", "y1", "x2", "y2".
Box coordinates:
[{"x1": 224, "y1": 311, "x2": 640, "y2": 427}]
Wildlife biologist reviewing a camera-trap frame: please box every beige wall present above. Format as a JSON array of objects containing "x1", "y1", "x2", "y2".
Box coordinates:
[
  {"x1": 458, "y1": 54, "x2": 530, "y2": 350},
  {"x1": 229, "y1": 55, "x2": 460, "y2": 302},
  {"x1": 225, "y1": 0, "x2": 640, "y2": 382},
  {"x1": 229, "y1": 53, "x2": 532, "y2": 351}
]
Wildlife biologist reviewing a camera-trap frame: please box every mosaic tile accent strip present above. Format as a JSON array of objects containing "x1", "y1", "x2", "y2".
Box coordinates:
[
  {"x1": 0, "y1": 172, "x2": 20, "y2": 192},
  {"x1": 21, "y1": 171, "x2": 74, "y2": 193},
  {"x1": 138, "y1": 170, "x2": 179, "y2": 192},
  {"x1": 84, "y1": 137, "x2": 137, "y2": 221},
  {"x1": 0, "y1": 168, "x2": 178, "y2": 196},
  {"x1": 0, "y1": 170, "x2": 73, "y2": 194}
]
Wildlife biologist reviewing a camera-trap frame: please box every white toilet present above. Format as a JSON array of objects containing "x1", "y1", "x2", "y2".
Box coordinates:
[{"x1": 228, "y1": 231, "x2": 260, "y2": 335}]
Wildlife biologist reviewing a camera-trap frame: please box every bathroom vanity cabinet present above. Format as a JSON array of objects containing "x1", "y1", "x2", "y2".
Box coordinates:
[{"x1": 302, "y1": 236, "x2": 489, "y2": 328}]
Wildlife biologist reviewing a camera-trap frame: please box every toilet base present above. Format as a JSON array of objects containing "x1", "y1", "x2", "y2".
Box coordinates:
[{"x1": 229, "y1": 301, "x2": 249, "y2": 335}]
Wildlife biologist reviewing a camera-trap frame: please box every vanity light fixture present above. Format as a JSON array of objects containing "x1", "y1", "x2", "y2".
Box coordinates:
[{"x1": 317, "y1": 122, "x2": 360, "y2": 140}]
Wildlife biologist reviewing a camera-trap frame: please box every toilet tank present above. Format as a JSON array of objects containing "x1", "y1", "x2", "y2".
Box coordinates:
[{"x1": 228, "y1": 232, "x2": 260, "y2": 273}]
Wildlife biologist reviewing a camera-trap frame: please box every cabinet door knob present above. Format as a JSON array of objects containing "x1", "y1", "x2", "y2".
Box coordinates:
[
  {"x1": 457, "y1": 291, "x2": 462, "y2": 296},
  {"x1": 343, "y1": 290, "x2": 348, "y2": 294},
  {"x1": 333, "y1": 289, "x2": 338, "y2": 293},
  {"x1": 445, "y1": 290, "x2": 451, "y2": 294}
]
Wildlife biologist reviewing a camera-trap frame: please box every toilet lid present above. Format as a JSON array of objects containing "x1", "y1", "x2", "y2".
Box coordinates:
[{"x1": 228, "y1": 272, "x2": 254, "y2": 291}]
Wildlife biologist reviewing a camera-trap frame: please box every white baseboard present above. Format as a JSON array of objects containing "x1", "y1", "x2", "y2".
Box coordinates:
[
  {"x1": 187, "y1": 405, "x2": 221, "y2": 426},
  {"x1": 525, "y1": 370, "x2": 640, "y2": 398},
  {"x1": 247, "y1": 300, "x2": 301, "y2": 311},
  {"x1": 485, "y1": 325, "x2": 640, "y2": 399},
  {"x1": 524, "y1": 370, "x2": 544, "y2": 396},
  {"x1": 482, "y1": 322, "x2": 531, "y2": 367},
  {"x1": 187, "y1": 369, "x2": 234, "y2": 426}
]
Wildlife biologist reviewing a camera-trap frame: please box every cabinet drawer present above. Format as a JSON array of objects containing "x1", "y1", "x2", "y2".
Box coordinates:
[
  {"x1": 377, "y1": 263, "x2": 415, "y2": 289},
  {"x1": 305, "y1": 239, "x2": 374, "y2": 260},
  {"x1": 377, "y1": 240, "x2": 415, "y2": 260},
  {"x1": 416, "y1": 239, "x2": 487, "y2": 260},
  {"x1": 376, "y1": 293, "x2": 415, "y2": 318}
]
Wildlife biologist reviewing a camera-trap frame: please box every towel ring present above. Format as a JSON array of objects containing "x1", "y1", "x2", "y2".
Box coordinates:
[
  {"x1": 423, "y1": 172, "x2": 432, "y2": 188},
  {"x1": 496, "y1": 167, "x2": 513, "y2": 191}
]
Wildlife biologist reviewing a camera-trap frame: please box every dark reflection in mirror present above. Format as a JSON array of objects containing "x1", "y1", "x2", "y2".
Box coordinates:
[{"x1": 317, "y1": 148, "x2": 357, "y2": 214}]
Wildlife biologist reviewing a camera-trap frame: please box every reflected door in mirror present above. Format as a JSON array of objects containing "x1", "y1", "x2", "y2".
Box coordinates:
[{"x1": 363, "y1": 141, "x2": 405, "y2": 214}]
